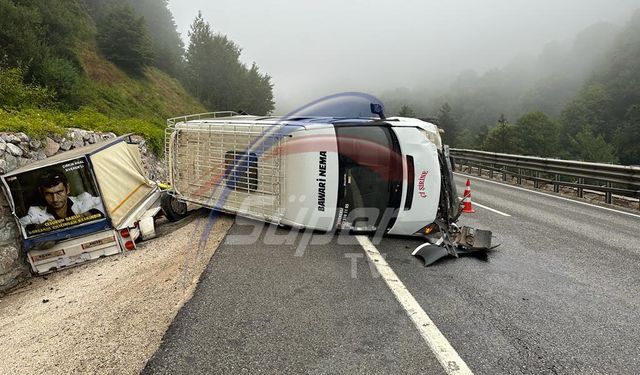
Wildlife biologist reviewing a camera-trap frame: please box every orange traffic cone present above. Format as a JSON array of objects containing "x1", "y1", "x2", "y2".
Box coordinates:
[{"x1": 462, "y1": 179, "x2": 475, "y2": 213}]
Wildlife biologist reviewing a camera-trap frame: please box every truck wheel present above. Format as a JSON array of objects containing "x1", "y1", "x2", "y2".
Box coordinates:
[{"x1": 161, "y1": 192, "x2": 188, "y2": 222}]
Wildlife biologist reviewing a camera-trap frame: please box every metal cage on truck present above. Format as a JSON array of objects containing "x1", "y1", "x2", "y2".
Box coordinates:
[{"x1": 166, "y1": 112, "x2": 288, "y2": 224}]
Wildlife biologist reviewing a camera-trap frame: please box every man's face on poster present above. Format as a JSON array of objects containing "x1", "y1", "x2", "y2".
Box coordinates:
[{"x1": 41, "y1": 182, "x2": 70, "y2": 210}]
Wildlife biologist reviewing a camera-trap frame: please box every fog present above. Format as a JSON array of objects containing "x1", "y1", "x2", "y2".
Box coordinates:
[{"x1": 168, "y1": 0, "x2": 639, "y2": 113}]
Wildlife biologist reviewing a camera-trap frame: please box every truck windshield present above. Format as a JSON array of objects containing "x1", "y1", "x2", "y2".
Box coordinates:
[{"x1": 335, "y1": 125, "x2": 403, "y2": 230}]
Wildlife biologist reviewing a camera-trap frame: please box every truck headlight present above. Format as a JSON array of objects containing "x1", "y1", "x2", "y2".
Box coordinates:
[{"x1": 419, "y1": 129, "x2": 442, "y2": 149}]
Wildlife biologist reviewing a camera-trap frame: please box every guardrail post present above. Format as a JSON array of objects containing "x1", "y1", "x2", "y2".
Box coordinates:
[
  {"x1": 554, "y1": 174, "x2": 560, "y2": 193},
  {"x1": 489, "y1": 164, "x2": 494, "y2": 179},
  {"x1": 477, "y1": 165, "x2": 482, "y2": 177},
  {"x1": 534, "y1": 171, "x2": 540, "y2": 189},
  {"x1": 517, "y1": 168, "x2": 522, "y2": 185},
  {"x1": 577, "y1": 178, "x2": 584, "y2": 198},
  {"x1": 605, "y1": 182, "x2": 612, "y2": 204},
  {"x1": 502, "y1": 167, "x2": 507, "y2": 181}
]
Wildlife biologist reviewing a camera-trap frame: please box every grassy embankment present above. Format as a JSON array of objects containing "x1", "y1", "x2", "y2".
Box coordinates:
[{"x1": 0, "y1": 45, "x2": 204, "y2": 154}]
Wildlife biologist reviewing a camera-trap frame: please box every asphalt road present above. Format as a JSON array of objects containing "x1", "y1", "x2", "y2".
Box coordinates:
[{"x1": 143, "y1": 174, "x2": 640, "y2": 374}]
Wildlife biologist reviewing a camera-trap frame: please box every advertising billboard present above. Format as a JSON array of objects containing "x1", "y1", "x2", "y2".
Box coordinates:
[{"x1": 3, "y1": 157, "x2": 106, "y2": 239}]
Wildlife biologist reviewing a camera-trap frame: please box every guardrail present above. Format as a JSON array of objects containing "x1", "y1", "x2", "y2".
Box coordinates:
[{"x1": 450, "y1": 149, "x2": 640, "y2": 210}]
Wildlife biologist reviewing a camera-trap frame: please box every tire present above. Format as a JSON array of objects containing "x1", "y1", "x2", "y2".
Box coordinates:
[{"x1": 160, "y1": 192, "x2": 188, "y2": 222}]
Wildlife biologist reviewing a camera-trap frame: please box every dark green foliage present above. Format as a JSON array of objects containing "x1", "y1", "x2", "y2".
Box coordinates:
[
  {"x1": 437, "y1": 103, "x2": 458, "y2": 146},
  {"x1": 613, "y1": 105, "x2": 640, "y2": 165},
  {"x1": 0, "y1": 0, "x2": 91, "y2": 107},
  {"x1": 516, "y1": 112, "x2": 561, "y2": 158},
  {"x1": 0, "y1": 0, "x2": 43, "y2": 67},
  {"x1": 380, "y1": 13, "x2": 640, "y2": 164},
  {"x1": 0, "y1": 0, "x2": 207, "y2": 155},
  {"x1": 184, "y1": 13, "x2": 215, "y2": 104},
  {"x1": 482, "y1": 122, "x2": 520, "y2": 154},
  {"x1": 129, "y1": 0, "x2": 185, "y2": 78},
  {"x1": 240, "y1": 63, "x2": 274, "y2": 115},
  {"x1": 481, "y1": 112, "x2": 561, "y2": 158},
  {"x1": 0, "y1": 66, "x2": 54, "y2": 109},
  {"x1": 380, "y1": 12, "x2": 639, "y2": 165},
  {"x1": 570, "y1": 125, "x2": 618, "y2": 163},
  {"x1": 185, "y1": 12, "x2": 274, "y2": 114},
  {"x1": 31, "y1": 56, "x2": 88, "y2": 106},
  {"x1": 455, "y1": 128, "x2": 481, "y2": 149},
  {"x1": 560, "y1": 83, "x2": 613, "y2": 142},
  {"x1": 83, "y1": 0, "x2": 185, "y2": 77},
  {"x1": 398, "y1": 104, "x2": 415, "y2": 117},
  {"x1": 555, "y1": 10, "x2": 640, "y2": 164},
  {"x1": 96, "y1": 5, "x2": 154, "y2": 75}
]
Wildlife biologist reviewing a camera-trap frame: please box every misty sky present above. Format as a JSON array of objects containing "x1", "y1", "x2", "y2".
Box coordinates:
[{"x1": 168, "y1": 0, "x2": 639, "y2": 112}]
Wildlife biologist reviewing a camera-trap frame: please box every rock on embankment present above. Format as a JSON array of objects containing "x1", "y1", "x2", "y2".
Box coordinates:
[{"x1": 0, "y1": 129, "x2": 165, "y2": 293}]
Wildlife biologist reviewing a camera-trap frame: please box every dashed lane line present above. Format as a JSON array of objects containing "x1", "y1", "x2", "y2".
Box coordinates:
[{"x1": 458, "y1": 197, "x2": 512, "y2": 217}]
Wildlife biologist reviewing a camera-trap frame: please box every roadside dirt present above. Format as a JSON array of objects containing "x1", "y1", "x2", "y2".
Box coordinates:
[{"x1": 0, "y1": 209, "x2": 232, "y2": 374}]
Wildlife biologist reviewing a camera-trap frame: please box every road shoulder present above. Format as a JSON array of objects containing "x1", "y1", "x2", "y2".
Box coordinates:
[{"x1": 0, "y1": 210, "x2": 232, "y2": 375}]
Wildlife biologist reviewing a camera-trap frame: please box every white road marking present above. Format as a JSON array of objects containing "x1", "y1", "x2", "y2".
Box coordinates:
[
  {"x1": 356, "y1": 236, "x2": 474, "y2": 375},
  {"x1": 455, "y1": 173, "x2": 640, "y2": 220},
  {"x1": 458, "y1": 197, "x2": 511, "y2": 217}
]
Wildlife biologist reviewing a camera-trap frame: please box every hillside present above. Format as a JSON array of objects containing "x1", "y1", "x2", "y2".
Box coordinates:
[
  {"x1": 0, "y1": 0, "x2": 206, "y2": 154},
  {"x1": 80, "y1": 45, "x2": 204, "y2": 120},
  {"x1": 0, "y1": 48, "x2": 205, "y2": 154}
]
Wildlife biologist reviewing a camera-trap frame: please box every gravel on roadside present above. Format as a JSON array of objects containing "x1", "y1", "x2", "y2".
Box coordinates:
[{"x1": 0, "y1": 209, "x2": 232, "y2": 375}]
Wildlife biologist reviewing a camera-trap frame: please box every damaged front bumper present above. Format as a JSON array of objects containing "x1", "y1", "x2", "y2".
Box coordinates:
[
  {"x1": 412, "y1": 146, "x2": 496, "y2": 266},
  {"x1": 413, "y1": 222, "x2": 496, "y2": 266}
]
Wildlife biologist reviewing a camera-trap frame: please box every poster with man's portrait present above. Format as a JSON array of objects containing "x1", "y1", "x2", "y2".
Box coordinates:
[{"x1": 3, "y1": 157, "x2": 106, "y2": 238}]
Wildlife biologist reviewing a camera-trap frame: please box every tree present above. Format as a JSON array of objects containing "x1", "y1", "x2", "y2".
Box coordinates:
[
  {"x1": 570, "y1": 125, "x2": 618, "y2": 163},
  {"x1": 455, "y1": 128, "x2": 479, "y2": 149},
  {"x1": 97, "y1": 5, "x2": 154, "y2": 75},
  {"x1": 0, "y1": 0, "x2": 44, "y2": 68},
  {"x1": 437, "y1": 103, "x2": 459, "y2": 146},
  {"x1": 559, "y1": 11, "x2": 640, "y2": 162},
  {"x1": 613, "y1": 104, "x2": 640, "y2": 165},
  {"x1": 398, "y1": 104, "x2": 415, "y2": 117},
  {"x1": 0, "y1": 65, "x2": 53, "y2": 109},
  {"x1": 184, "y1": 11, "x2": 214, "y2": 101},
  {"x1": 241, "y1": 63, "x2": 274, "y2": 115},
  {"x1": 0, "y1": 0, "x2": 90, "y2": 106},
  {"x1": 516, "y1": 111, "x2": 561, "y2": 157},
  {"x1": 560, "y1": 83, "x2": 613, "y2": 142},
  {"x1": 128, "y1": 0, "x2": 185, "y2": 77},
  {"x1": 84, "y1": 0, "x2": 186, "y2": 77},
  {"x1": 184, "y1": 12, "x2": 274, "y2": 113},
  {"x1": 482, "y1": 122, "x2": 520, "y2": 154}
]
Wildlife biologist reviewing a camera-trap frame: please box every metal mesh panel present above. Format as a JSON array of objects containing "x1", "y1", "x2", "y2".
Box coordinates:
[{"x1": 166, "y1": 121, "x2": 286, "y2": 223}]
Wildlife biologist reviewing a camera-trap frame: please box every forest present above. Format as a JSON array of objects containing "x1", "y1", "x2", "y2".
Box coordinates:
[
  {"x1": 386, "y1": 11, "x2": 640, "y2": 165},
  {"x1": 1, "y1": 1, "x2": 638, "y2": 165},
  {"x1": 0, "y1": 0, "x2": 274, "y2": 153}
]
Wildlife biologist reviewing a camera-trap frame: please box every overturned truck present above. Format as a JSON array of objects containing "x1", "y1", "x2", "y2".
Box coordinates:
[{"x1": 164, "y1": 103, "x2": 493, "y2": 265}]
